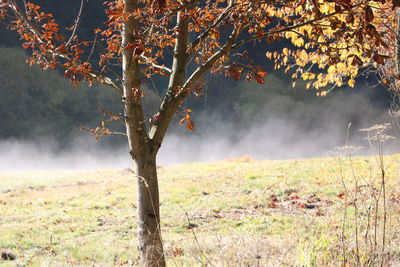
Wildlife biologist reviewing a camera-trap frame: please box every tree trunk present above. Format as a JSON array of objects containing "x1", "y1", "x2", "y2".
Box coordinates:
[
  {"x1": 396, "y1": 8, "x2": 400, "y2": 88},
  {"x1": 120, "y1": 0, "x2": 165, "y2": 265},
  {"x1": 135, "y1": 153, "x2": 165, "y2": 267}
]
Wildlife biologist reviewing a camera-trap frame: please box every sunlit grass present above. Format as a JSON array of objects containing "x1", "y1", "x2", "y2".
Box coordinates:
[{"x1": 1, "y1": 155, "x2": 400, "y2": 265}]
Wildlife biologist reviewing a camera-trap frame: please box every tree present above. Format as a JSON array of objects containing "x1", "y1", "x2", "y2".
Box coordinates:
[
  {"x1": 1, "y1": 0, "x2": 396, "y2": 265},
  {"x1": 372, "y1": 5, "x2": 400, "y2": 94}
]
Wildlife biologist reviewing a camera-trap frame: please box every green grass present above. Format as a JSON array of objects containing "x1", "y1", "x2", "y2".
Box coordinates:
[{"x1": 1, "y1": 155, "x2": 400, "y2": 266}]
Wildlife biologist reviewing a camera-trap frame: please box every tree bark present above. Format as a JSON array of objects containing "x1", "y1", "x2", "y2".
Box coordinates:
[
  {"x1": 135, "y1": 153, "x2": 165, "y2": 267},
  {"x1": 121, "y1": 0, "x2": 165, "y2": 265},
  {"x1": 396, "y1": 8, "x2": 400, "y2": 92},
  {"x1": 149, "y1": 11, "x2": 189, "y2": 150}
]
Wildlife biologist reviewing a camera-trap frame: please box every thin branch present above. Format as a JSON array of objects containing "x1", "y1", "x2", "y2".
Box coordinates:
[
  {"x1": 150, "y1": 77, "x2": 162, "y2": 99},
  {"x1": 86, "y1": 33, "x2": 98, "y2": 62},
  {"x1": 190, "y1": 3, "x2": 236, "y2": 50},
  {"x1": 140, "y1": 55, "x2": 172, "y2": 73},
  {"x1": 66, "y1": 0, "x2": 84, "y2": 47},
  {"x1": 21, "y1": 0, "x2": 29, "y2": 18},
  {"x1": 181, "y1": 29, "x2": 239, "y2": 93}
]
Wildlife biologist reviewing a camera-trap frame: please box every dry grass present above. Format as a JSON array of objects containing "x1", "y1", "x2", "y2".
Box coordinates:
[{"x1": 1, "y1": 155, "x2": 400, "y2": 266}]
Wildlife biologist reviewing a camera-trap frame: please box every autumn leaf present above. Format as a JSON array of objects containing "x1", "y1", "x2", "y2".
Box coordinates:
[
  {"x1": 254, "y1": 73, "x2": 265, "y2": 84},
  {"x1": 373, "y1": 54, "x2": 390, "y2": 65},
  {"x1": 282, "y1": 47, "x2": 290, "y2": 56},
  {"x1": 365, "y1": 6, "x2": 374, "y2": 23},
  {"x1": 186, "y1": 117, "x2": 195, "y2": 131},
  {"x1": 253, "y1": 66, "x2": 267, "y2": 84},
  {"x1": 351, "y1": 55, "x2": 363, "y2": 66},
  {"x1": 229, "y1": 66, "x2": 244, "y2": 81},
  {"x1": 22, "y1": 42, "x2": 32, "y2": 49}
]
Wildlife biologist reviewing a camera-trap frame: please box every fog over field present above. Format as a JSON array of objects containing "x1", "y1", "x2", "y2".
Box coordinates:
[
  {"x1": 0, "y1": 83, "x2": 396, "y2": 172},
  {"x1": 161, "y1": 86, "x2": 397, "y2": 163}
]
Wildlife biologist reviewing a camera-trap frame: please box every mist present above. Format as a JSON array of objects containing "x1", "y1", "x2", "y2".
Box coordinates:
[
  {"x1": 159, "y1": 85, "x2": 395, "y2": 164},
  {"x1": 0, "y1": 81, "x2": 396, "y2": 172}
]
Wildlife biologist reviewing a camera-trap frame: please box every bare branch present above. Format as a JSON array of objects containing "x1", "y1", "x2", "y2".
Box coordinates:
[
  {"x1": 65, "y1": 0, "x2": 84, "y2": 47},
  {"x1": 86, "y1": 34, "x2": 98, "y2": 62},
  {"x1": 140, "y1": 55, "x2": 172, "y2": 74}
]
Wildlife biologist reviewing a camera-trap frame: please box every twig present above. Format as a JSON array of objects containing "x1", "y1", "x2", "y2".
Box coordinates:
[
  {"x1": 66, "y1": 0, "x2": 85, "y2": 47},
  {"x1": 178, "y1": 204, "x2": 216, "y2": 267},
  {"x1": 86, "y1": 34, "x2": 98, "y2": 62}
]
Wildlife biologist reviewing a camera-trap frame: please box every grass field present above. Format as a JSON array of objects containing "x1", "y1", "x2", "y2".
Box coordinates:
[{"x1": 1, "y1": 154, "x2": 400, "y2": 266}]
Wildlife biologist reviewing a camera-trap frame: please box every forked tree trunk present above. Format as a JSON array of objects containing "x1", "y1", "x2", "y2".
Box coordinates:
[
  {"x1": 134, "y1": 154, "x2": 165, "y2": 266},
  {"x1": 121, "y1": 2, "x2": 190, "y2": 265}
]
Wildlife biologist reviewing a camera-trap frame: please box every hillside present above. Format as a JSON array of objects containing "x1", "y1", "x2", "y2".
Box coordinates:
[{"x1": 1, "y1": 155, "x2": 399, "y2": 266}]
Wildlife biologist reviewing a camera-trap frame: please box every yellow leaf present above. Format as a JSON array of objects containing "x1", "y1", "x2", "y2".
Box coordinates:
[
  {"x1": 302, "y1": 72, "x2": 315, "y2": 80},
  {"x1": 282, "y1": 47, "x2": 289, "y2": 56},
  {"x1": 348, "y1": 79, "x2": 355, "y2": 88}
]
